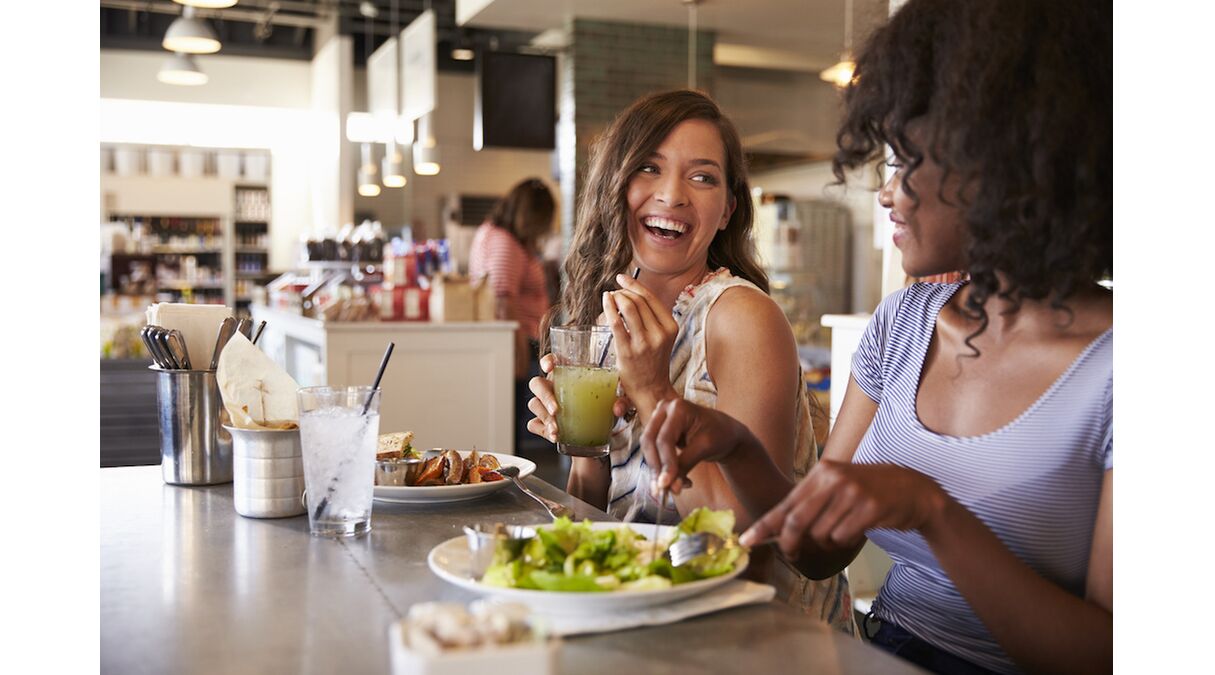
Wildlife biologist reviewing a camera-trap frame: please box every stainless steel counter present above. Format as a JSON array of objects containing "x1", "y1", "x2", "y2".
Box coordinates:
[{"x1": 101, "y1": 466, "x2": 922, "y2": 674}]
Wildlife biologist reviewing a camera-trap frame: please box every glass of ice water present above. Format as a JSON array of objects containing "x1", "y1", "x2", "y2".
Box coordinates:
[{"x1": 298, "y1": 386, "x2": 381, "y2": 537}]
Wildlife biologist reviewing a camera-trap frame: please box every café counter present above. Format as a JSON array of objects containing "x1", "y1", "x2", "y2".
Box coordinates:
[
  {"x1": 101, "y1": 466, "x2": 925, "y2": 674},
  {"x1": 250, "y1": 304, "x2": 517, "y2": 454}
]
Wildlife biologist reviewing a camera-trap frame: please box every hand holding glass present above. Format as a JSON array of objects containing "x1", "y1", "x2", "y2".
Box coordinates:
[{"x1": 549, "y1": 325, "x2": 619, "y2": 457}]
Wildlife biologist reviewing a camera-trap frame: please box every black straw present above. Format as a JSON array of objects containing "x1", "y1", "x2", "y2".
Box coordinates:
[
  {"x1": 363, "y1": 342, "x2": 395, "y2": 415},
  {"x1": 315, "y1": 341, "x2": 396, "y2": 523},
  {"x1": 597, "y1": 268, "x2": 640, "y2": 368}
]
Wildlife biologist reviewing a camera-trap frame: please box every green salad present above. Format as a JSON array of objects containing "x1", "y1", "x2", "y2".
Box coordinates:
[{"x1": 481, "y1": 507, "x2": 744, "y2": 592}]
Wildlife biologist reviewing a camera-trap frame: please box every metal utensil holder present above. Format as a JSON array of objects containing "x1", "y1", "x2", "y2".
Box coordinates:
[
  {"x1": 154, "y1": 367, "x2": 233, "y2": 486},
  {"x1": 226, "y1": 425, "x2": 306, "y2": 519}
]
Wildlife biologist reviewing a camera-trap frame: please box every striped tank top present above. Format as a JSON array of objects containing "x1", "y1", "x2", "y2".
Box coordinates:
[
  {"x1": 852, "y1": 282, "x2": 1112, "y2": 674},
  {"x1": 607, "y1": 268, "x2": 855, "y2": 634}
]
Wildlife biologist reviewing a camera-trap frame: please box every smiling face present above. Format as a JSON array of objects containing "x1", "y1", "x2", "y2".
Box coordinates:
[
  {"x1": 625, "y1": 118, "x2": 734, "y2": 283},
  {"x1": 879, "y1": 148, "x2": 970, "y2": 278}
]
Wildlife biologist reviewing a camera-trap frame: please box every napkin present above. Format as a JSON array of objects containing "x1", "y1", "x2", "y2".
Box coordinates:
[
  {"x1": 528, "y1": 580, "x2": 775, "y2": 637},
  {"x1": 146, "y1": 302, "x2": 232, "y2": 370},
  {"x1": 216, "y1": 332, "x2": 300, "y2": 429}
]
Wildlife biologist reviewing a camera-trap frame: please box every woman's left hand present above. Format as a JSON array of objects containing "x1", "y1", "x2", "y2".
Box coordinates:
[
  {"x1": 603, "y1": 273, "x2": 680, "y2": 416},
  {"x1": 740, "y1": 461, "x2": 951, "y2": 559}
]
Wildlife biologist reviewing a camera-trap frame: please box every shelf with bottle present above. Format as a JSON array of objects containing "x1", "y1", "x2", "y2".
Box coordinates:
[
  {"x1": 234, "y1": 225, "x2": 270, "y2": 250},
  {"x1": 109, "y1": 215, "x2": 225, "y2": 255},
  {"x1": 234, "y1": 186, "x2": 271, "y2": 223},
  {"x1": 159, "y1": 281, "x2": 225, "y2": 290}
]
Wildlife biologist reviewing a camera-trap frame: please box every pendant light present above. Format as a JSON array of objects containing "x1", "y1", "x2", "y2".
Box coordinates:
[
  {"x1": 157, "y1": 52, "x2": 208, "y2": 86},
  {"x1": 382, "y1": 142, "x2": 408, "y2": 187},
  {"x1": 162, "y1": 6, "x2": 221, "y2": 55},
  {"x1": 412, "y1": 113, "x2": 441, "y2": 176},
  {"x1": 410, "y1": 0, "x2": 441, "y2": 176},
  {"x1": 172, "y1": 0, "x2": 238, "y2": 8},
  {"x1": 358, "y1": 143, "x2": 382, "y2": 197},
  {"x1": 820, "y1": 0, "x2": 857, "y2": 88},
  {"x1": 381, "y1": 0, "x2": 408, "y2": 188},
  {"x1": 684, "y1": 0, "x2": 701, "y2": 90}
]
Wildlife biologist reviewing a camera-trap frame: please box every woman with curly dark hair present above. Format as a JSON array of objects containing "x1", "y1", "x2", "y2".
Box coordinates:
[{"x1": 636, "y1": 0, "x2": 1111, "y2": 672}]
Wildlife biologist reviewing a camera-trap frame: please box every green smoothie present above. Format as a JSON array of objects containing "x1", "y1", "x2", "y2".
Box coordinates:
[{"x1": 553, "y1": 365, "x2": 620, "y2": 449}]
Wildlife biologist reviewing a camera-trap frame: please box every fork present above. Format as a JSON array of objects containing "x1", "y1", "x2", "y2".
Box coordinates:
[
  {"x1": 667, "y1": 532, "x2": 781, "y2": 567},
  {"x1": 497, "y1": 465, "x2": 573, "y2": 520}
]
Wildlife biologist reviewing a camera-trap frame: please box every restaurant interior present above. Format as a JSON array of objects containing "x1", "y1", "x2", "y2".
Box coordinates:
[
  {"x1": 98, "y1": 0, "x2": 897, "y2": 476},
  {"x1": 34, "y1": 0, "x2": 1174, "y2": 672}
]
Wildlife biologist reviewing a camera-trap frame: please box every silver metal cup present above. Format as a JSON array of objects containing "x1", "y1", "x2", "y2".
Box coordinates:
[
  {"x1": 155, "y1": 368, "x2": 233, "y2": 486},
  {"x1": 463, "y1": 524, "x2": 536, "y2": 580},
  {"x1": 226, "y1": 425, "x2": 305, "y2": 519}
]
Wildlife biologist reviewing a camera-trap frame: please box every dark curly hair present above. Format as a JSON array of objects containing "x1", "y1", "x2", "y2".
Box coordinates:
[{"x1": 832, "y1": 0, "x2": 1111, "y2": 347}]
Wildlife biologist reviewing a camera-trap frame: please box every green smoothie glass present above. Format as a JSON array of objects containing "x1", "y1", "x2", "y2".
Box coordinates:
[{"x1": 550, "y1": 325, "x2": 619, "y2": 457}]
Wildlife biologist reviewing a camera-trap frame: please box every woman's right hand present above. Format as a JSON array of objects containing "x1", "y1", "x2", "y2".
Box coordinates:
[
  {"x1": 527, "y1": 353, "x2": 636, "y2": 444},
  {"x1": 639, "y1": 397, "x2": 751, "y2": 494}
]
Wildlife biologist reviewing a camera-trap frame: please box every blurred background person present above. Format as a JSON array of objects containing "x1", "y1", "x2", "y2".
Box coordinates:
[{"x1": 469, "y1": 177, "x2": 557, "y2": 452}]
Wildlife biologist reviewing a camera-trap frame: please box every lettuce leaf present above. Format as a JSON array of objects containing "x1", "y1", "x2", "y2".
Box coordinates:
[
  {"x1": 481, "y1": 510, "x2": 742, "y2": 593},
  {"x1": 528, "y1": 570, "x2": 607, "y2": 592},
  {"x1": 675, "y1": 507, "x2": 736, "y2": 540}
]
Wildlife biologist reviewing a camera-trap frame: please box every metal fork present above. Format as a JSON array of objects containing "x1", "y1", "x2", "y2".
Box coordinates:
[
  {"x1": 667, "y1": 532, "x2": 780, "y2": 567},
  {"x1": 497, "y1": 465, "x2": 573, "y2": 520}
]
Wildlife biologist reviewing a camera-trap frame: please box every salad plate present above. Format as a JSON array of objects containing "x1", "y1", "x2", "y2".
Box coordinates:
[
  {"x1": 427, "y1": 521, "x2": 749, "y2": 614},
  {"x1": 373, "y1": 452, "x2": 537, "y2": 504}
]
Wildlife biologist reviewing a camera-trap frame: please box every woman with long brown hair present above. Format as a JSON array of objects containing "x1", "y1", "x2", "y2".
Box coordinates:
[{"x1": 527, "y1": 89, "x2": 854, "y2": 633}]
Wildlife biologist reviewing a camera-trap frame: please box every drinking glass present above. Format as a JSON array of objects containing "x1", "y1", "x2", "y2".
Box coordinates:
[
  {"x1": 298, "y1": 386, "x2": 381, "y2": 537},
  {"x1": 549, "y1": 325, "x2": 619, "y2": 457}
]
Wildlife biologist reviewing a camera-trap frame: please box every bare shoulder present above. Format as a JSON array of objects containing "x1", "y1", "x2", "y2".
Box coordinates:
[
  {"x1": 706, "y1": 285, "x2": 791, "y2": 338},
  {"x1": 704, "y1": 285, "x2": 798, "y2": 371}
]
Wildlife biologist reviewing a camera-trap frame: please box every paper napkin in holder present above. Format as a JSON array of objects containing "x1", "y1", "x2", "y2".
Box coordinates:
[
  {"x1": 146, "y1": 302, "x2": 232, "y2": 370},
  {"x1": 216, "y1": 332, "x2": 300, "y2": 430}
]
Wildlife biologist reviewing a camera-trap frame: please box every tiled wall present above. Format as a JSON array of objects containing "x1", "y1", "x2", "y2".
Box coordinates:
[{"x1": 557, "y1": 19, "x2": 717, "y2": 246}]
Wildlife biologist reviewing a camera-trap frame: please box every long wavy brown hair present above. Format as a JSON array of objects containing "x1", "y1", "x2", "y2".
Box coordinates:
[
  {"x1": 486, "y1": 177, "x2": 555, "y2": 255},
  {"x1": 542, "y1": 90, "x2": 767, "y2": 349},
  {"x1": 833, "y1": 0, "x2": 1111, "y2": 354}
]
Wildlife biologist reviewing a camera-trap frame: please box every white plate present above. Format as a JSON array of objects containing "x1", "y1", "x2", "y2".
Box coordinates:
[
  {"x1": 373, "y1": 452, "x2": 537, "y2": 504},
  {"x1": 427, "y1": 522, "x2": 749, "y2": 614}
]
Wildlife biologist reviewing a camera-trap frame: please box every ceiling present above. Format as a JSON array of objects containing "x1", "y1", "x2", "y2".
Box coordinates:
[
  {"x1": 99, "y1": 1, "x2": 541, "y2": 71},
  {"x1": 100, "y1": 0, "x2": 890, "y2": 73},
  {"x1": 459, "y1": 0, "x2": 889, "y2": 72}
]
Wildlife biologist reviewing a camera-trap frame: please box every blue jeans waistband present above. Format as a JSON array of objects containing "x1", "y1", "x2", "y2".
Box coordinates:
[{"x1": 863, "y1": 611, "x2": 999, "y2": 675}]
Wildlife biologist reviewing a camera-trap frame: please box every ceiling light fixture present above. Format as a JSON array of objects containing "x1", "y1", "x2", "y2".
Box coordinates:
[
  {"x1": 162, "y1": 6, "x2": 221, "y2": 55},
  {"x1": 358, "y1": 143, "x2": 382, "y2": 197},
  {"x1": 157, "y1": 52, "x2": 209, "y2": 86},
  {"x1": 171, "y1": 0, "x2": 239, "y2": 9},
  {"x1": 412, "y1": 113, "x2": 440, "y2": 176},
  {"x1": 382, "y1": 143, "x2": 408, "y2": 187},
  {"x1": 820, "y1": 0, "x2": 856, "y2": 88},
  {"x1": 381, "y1": 0, "x2": 407, "y2": 188},
  {"x1": 684, "y1": 0, "x2": 701, "y2": 90},
  {"x1": 451, "y1": 47, "x2": 475, "y2": 61}
]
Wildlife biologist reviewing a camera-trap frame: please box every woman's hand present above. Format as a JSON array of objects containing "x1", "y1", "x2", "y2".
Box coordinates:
[
  {"x1": 640, "y1": 397, "x2": 750, "y2": 494},
  {"x1": 526, "y1": 353, "x2": 635, "y2": 444},
  {"x1": 603, "y1": 273, "x2": 680, "y2": 417},
  {"x1": 740, "y1": 461, "x2": 950, "y2": 559}
]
